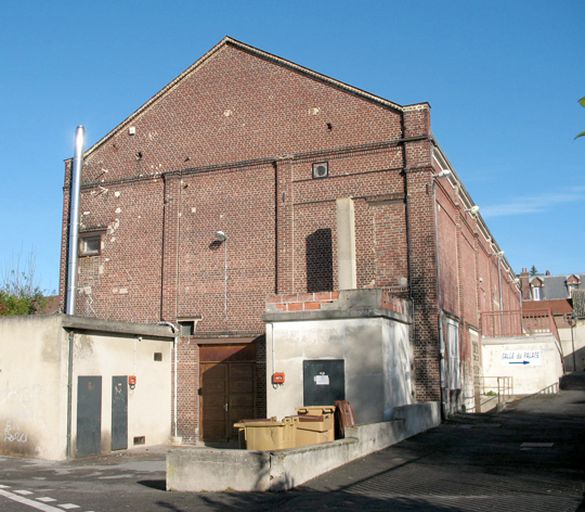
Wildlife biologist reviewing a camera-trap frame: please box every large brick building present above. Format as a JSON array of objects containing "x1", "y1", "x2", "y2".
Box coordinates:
[{"x1": 60, "y1": 37, "x2": 519, "y2": 442}]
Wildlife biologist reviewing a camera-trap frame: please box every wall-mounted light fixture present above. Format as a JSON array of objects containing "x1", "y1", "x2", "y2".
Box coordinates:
[
  {"x1": 215, "y1": 230, "x2": 227, "y2": 242},
  {"x1": 434, "y1": 169, "x2": 452, "y2": 178},
  {"x1": 214, "y1": 231, "x2": 228, "y2": 320}
]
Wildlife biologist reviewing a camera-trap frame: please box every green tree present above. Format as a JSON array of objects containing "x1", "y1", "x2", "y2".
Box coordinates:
[
  {"x1": 0, "y1": 253, "x2": 46, "y2": 316},
  {"x1": 576, "y1": 97, "x2": 585, "y2": 140},
  {"x1": 529, "y1": 265, "x2": 539, "y2": 277}
]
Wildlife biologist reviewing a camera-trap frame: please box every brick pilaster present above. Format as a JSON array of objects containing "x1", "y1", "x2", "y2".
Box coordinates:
[
  {"x1": 275, "y1": 158, "x2": 294, "y2": 293},
  {"x1": 161, "y1": 175, "x2": 181, "y2": 322}
]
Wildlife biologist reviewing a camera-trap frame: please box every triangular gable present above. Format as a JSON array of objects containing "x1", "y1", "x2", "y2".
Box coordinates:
[
  {"x1": 84, "y1": 36, "x2": 428, "y2": 158},
  {"x1": 566, "y1": 274, "x2": 581, "y2": 285}
]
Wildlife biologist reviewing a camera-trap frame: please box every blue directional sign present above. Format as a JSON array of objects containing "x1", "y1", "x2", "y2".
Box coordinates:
[{"x1": 501, "y1": 350, "x2": 542, "y2": 367}]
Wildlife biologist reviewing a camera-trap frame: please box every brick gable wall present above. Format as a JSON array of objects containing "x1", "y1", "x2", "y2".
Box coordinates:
[{"x1": 59, "y1": 41, "x2": 518, "y2": 437}]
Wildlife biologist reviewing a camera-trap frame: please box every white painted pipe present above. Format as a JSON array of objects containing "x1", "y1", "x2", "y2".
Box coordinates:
[{"x1": 66, "y1": 126, "x2": 85, "y2": 315}]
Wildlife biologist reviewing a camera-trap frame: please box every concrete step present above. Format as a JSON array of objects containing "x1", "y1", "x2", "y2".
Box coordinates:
[{"x1": 560, "y1": 372, "x2": 585, "y2": 390}]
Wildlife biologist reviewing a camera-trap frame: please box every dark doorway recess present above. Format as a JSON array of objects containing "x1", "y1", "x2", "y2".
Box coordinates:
[{"x1": 306, "y1": 228, "x2": 333, "y2": 292}]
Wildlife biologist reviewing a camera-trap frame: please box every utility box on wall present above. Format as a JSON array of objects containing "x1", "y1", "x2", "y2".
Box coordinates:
[{"x1": 303, "y1": 359, "x2": 345, "y2": 405}]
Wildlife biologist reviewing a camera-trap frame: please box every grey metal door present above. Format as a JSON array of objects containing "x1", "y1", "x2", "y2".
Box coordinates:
[
  {"x1": 111, "y1": 376, "x2": 128, "y2": 450},
  {"x1": 76, "y1": 376, "x2": 102, "y2": 457},
  {"x1": 303, "y1": 359, "x2": 345, "y2": 406}
]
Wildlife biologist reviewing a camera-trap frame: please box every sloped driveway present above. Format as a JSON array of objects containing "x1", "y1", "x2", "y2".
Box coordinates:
[{"x1": 1, "y1": 377, "x2": 584, "y2": 511}]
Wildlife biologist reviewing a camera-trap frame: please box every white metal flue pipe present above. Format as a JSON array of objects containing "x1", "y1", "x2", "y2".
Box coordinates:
[{"x1": 66, "y1": 126, "x2": 85, "y2": 315}]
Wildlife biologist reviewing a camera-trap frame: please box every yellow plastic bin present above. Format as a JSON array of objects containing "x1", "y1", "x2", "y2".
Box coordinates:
[
  {"x1": 233, "y1": 418, "x2": 295, "y2": 450},
  {"x1": 294, "y1": 414, "x2": 330, "y2": 447},
  {"x1": 297, "y1": 405, "x2": 336, "y2": 442}
]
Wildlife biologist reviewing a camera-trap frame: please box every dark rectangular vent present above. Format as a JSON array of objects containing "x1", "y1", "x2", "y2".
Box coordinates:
[{"x1": 312, "y1": 162, "x2": 329, "y2": 179}]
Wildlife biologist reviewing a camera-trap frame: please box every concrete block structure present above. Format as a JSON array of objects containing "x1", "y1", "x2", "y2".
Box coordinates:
[
  {"x1": 59, "y1": 37, "x2": 519, "y2": 443},
  {"x1": 264, "y1": 289, "x2": 414, "y2": 423},
  {"x1": 0, "y1": 315, "x2": 174, "y2": 459}
]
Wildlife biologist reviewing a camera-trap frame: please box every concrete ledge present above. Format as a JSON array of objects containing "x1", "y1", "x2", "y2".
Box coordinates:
[
  {"x1": 61, "y1": 314, "x2": 175, "y2": 339},
  {"x1": 263, "y1": 308, "x2": 410, "y2": 325},
  {"x1": 167, "y1": 449, "x2": 272, "y2": 492},
  {"x1": 166, "y1": 401, "x2": 440, "y2": 492}
]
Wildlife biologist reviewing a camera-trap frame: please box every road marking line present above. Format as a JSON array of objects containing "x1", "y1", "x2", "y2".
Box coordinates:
[
  {"x1": 0, "y1": 488, "x2": 64, "y2": 512},
  {"x1": 15, "y1": 489, "x2": 35, "y2": 495},
  {"x1": 37, "y1": 497, "x2": 58, "y2": 502},
  {"x1": 521, "y1": 442, "x2": 554, "y2": 448},
  {"x1": 0, "y1": 484, "x2": 11, "y2": 489},
  {"x1": 58, "y1": 504, "x2": 80, "y2": 510}
]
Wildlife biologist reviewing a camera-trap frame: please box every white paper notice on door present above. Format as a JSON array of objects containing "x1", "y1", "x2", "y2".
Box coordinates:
[{"x1": 314, "y1": 374, "x2": 330, "y2": 385}]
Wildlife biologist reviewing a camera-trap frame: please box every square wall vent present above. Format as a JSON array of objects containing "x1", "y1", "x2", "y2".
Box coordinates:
[{"x1": 312, "y1": 162, "x2": 329, "y2": 179}]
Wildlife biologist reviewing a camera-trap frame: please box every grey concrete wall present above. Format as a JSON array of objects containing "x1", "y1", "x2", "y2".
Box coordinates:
[
  {"x1": 558, "y1": 323, "x2": 585, "y2": 372},
  {"x1": 0, "y1": 316, "x2": 68, "y2": 459},
  {"x1": 266, "y1": 316, "x2": 413, "y2": 423},
  {"x1": 166, "y1": 401, "x2": 440, "y2": 492},
  {"x1": 482, "y1": 334, "x2": 563, "y2": 395}
]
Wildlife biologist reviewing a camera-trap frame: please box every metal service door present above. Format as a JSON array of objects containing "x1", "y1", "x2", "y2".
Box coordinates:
[
  {"x1": 303, "y1": 359, "x2": 345, "y2": 406},
  {"x1": 76, "y1": 376, "x2": 102, "y2": 457},
  {"x1": 111, "y1": 376, "x2": 128, "y2": 450}
]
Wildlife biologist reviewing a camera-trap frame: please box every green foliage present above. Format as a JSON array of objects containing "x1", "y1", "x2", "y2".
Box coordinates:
[
  {"x1": 576, "y1": 97, "x2": 585, "y2": 140},
  {"x1": 0, "y1": 289, "x2": 46, "y2": 316},
  {"x1": 0, "y1": 254, "x2": 46, "y2": 316},
  {"x1": 530, "y1": 265, "x2": 538, "y2": 277}
]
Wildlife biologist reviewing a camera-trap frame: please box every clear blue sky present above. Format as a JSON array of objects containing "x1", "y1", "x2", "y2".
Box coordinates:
[{"x1": 1, "y1": 1, "x2": 583, "y2": 294}]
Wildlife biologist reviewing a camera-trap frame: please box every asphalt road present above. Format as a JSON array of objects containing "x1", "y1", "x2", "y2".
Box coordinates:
[{"x1": 1, "y1": 377, "x2": 584, "y2": 512}]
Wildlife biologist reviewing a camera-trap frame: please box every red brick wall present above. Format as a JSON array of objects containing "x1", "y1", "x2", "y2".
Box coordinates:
[
  {"x1": 434, "y1": 173, "x2": 520, "y2": 409},
  {"x1": 74, "y1": 179, "x2": 164, "y2": 322},
  {"x1": 176, "y1": 337, "x2": 199, "y2": 444},
  {"x1": 174, "y1": 164, "x2": 276, "y2": 334},
  {"x1": 80, "y1": 44, "x2": 403, "y2": 185}
]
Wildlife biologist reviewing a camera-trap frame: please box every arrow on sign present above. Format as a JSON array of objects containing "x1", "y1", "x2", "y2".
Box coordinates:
[{"x1": 509, "y1": 360, "x2": 530, "y2": 365}]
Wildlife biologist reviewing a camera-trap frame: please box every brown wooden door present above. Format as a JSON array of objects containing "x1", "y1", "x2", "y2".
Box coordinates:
[
  {"x1": 200, "y1": 363, "x2": 228, "y2": 441},
  {"x1": 200, "y1": 347, "x2": 256, "y2": 442},
  {"x1": 228, "y1": 363, "x2": 256, "y2": 437}
]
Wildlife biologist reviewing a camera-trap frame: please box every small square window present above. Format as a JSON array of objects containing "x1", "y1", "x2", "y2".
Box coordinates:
[
  {"x1": 79, "y1": 232, "x2": 103, "y2": 256},
  {"x1": 179, "y1": 321, "x2": 195, "y2": 336},
  {"x1": 154, "y1": 352, "x2": 163, "y2": 362}
]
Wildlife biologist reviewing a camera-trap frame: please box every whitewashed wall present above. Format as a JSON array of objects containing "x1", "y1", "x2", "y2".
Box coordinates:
[
  {"x1": 266, "y1": 316, "x2": 413, "y2": 424},
  {"x1": 0, "y1": 315, "x2": 173, "y2": 460},
  {"x1": 481, "y1": 334, "x2": 563, "y2": 395}
]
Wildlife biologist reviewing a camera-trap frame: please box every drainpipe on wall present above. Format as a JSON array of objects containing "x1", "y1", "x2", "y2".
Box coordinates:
[
  {"x1": 66, "y1": 331, "x2": 75, "y2": 459},
  {"x1": 496, "y1": 252, "x2": 504, "y2": 311},
  {"x1": 159, "y1": 321, "x2": 180, "y2": 443},
  {"x1": 66, "y1": 126, "x2": 85, "y2": 315}
]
